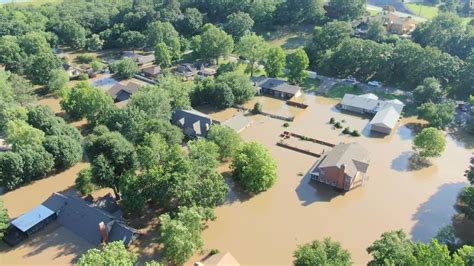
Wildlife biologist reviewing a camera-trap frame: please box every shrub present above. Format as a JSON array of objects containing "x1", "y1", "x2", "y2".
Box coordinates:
[
  {"x1": 78, "y1": 73, "x2": 89, "y2": 80},
  {"x1": 75, "y1": 168, "x2": 96, "y2": 195},
  {"x1": 283, "y1": 122, "x2": 290, "y2": 127},
  {"x1": 75, "y1": 54, "x2": 96, "y2": 64},
  {"x1": 252, "y1": 102, "x2": 263, "y2": 114},
  {"x1": 329, "y1": 117, "x2": 336, "y2": 124},
  {"x1": 351, "y1": 130, "x2": 361, "y2": 137},
  {"x1": 210, "y1": 249, "x2": 220, "y2": 256},
  {"x1": 342, "y1": 127, "x2": 351, "y2": 134},
  {"x1": 334, "y1": 122, "x2": 343, "y2": 129}
]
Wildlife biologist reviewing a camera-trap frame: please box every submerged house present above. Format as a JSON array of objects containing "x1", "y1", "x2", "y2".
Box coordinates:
[
  {"x1": 252, "y1": 76, "x2": 303, "y2": 99},
  {"x1": 340, "y1": 94, "x2": 404, "y2": 134},
  {"x1": 195, "y1": 251, "x2": 240, "y2": 266},
  {"x1": 310, "y1": 143, "x2": 370, "y2": 191},
  {"x1": 172, "y1": 109, "x2": 218, "y2": 138},
  {"x1": 107, "y1": 82, "x2": 141, "y2": 102},
  {"x1": 3, "y1": 193, "x2": 138, "y2": 247}
]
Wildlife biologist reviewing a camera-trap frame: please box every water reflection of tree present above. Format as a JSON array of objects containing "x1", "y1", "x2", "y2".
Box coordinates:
[
  {"x1": 411, "y1": 182, "x2": 467, "y2": 242},
  {"x1": 391, "y1": 151, "x2": 431, "y2": 172},
  {"x1": 448, "y1": 128, "x2": 474, "y2": 149}
]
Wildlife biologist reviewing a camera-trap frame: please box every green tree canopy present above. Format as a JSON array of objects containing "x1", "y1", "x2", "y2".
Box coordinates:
[
  {"x1": 413, "y1": 77, "x2": 444, "y2": 105},
  {"x1": 43, "y1": 135, "x2": 82, "y2": 170},
  {"x1": 366, "y1": 18, "x2": 387, "y2": 43},
  {"x1": 413, "y1": 127, "x2": 447, "y2": 159},
  {"x1": 367, "y1": 230, "x2": 415, "y2": 265},
  {"x1": 110, "y1": 57, "x2": 139, "y2": 79},
  {"x1": 16, "y1": 145, "x2": 54, "y2": 182},
  {"x1": 224, "y1": 12, "x2": 255, "y2": 40},
  {"x1": 128, "y1": 85, "x2": 172, "y2": 121},
  {"x1": 231, "y1": 141, "x2": 277, "y2": 194},
  {"x1": 417, "y1": 101, "x2": 455, "y2": 129},
  {"x1": 77, "y1": 241, "x2": 138, "y2": 266},
  {"x1": 207, "y1": 124, "x2": 242, "y2": 160},
  {"x1": 47, "y1": 69, "x2": 69, "y2": 93},
  {"x1": 293, "y1": 238, "x2": 352, "y2": 266},
  {"x1": 328, "y1": 0, "x2": 366, "y2": 21},
  {"x1": 286, "y1": 49, "x2": 309, "y2": 84},
  {"x1": 5, "y1": 119, "x2": 45, "y2": 150},
  {"x1": 0, "y1": 151, "x2": 24, "y2": 190},
  {"x1": 0, "y1": 198, "x2": 9, "y2": 239},
  {"x1": 195, "y1": 24, "x2": 234, "y2": 64},
  {"x1": 236, "y1": 33, "x2": 268, "y2": 76},
  {"x1": 263, "y1": 46, "x2": 286, "y2": 78},
  {"x1": 154, "y1": 42, "x2": 172, "y2": 68}
]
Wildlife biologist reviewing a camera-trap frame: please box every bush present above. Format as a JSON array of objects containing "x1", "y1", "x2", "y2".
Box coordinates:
[
  {"x1": 75, "y1": 54, "x2": 96, "y2": 64},
  {"x1": 351, "y1": 130, "x2": 361, "y2": 137},
  {"x1": 209, "y1": 249, "x2": 220, "y2": 256},
  {"x1": 329, "y1": 117, "x2": 336, "y2": 124},
  {"x1": 253, "y1": 102, "x2": 263, "y2": 114},
  {"x1": 342, "y1": 127, "x2": 351, "y2": 134},
  {"x1": 78, "y1": 73, "x2": 89, "y2": 80},
  {"x1": 283, "y1": 122, "x2": 290, "y2": 127},
  {"x1": 334, "y1": 122, "x2": 343, "y2": 129},
  {"x1": 43, "y1": 135, "x2": 83, "y2": 170}
]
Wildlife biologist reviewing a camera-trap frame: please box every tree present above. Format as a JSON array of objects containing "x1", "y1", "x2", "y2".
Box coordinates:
[
  {"x1": 16, "y1": 145, "x2": 54, "y2": 182},
  {"x1": 90, "y1": 60, "x2": 106, "y2": 72},
  {"x1": 277, "y1": 0, "x2": 325, "y2": 24},
  {"x1": 0, "y1": 35, "x2": 24, "y2": 71},
  {"x1": 43, "y1": 135, "x2": 82, "y2": 170},
  {"x1": 0, "y1": 151, "x2": 24, "y2": 190},
  {"x1": 367, "y1": 230, "x2": 415, "y2": 265},
  {"x1": 417, "y1": 102, "x2": 455, "y2": 129},
  {"x1": 456, "y1": 245, "x2": 474, "y2": 265},
  {"x1": 207, "y1": 124, "x2": 242, "y2": 160},
  {"x1": 224, "y1": 12, "x2": 255, "y2": 40},
  {"x1": 129, "y1": 86, "x2": 172, "y2": 121},
  {"x1": 459, "y1": 186, "x2": 474, "y2": 220},
  {"x1": 231, "y1": 142, "x2": 277, "y2": 194},
  {"x1": 293, "y1": 238, "x2": 352, "y2": 266},
  {"x1": 27, "y1": 105, "x2": 81, "y2": 141},
  {"x1": 413, "y1": 78, "x2": 444, "y2": 105},
  {"x1": 86, "y1": 34, "x2": 104, "y2": 51},
  {"x1": 0, "y1": 198, "x2": 9, "y2": 239},
  {"x1": 413, "y1": 127, "x2": 447, "y2": 159},
  {"x1": 176, "y1": 8, "x2": 204, "y2": 36},
  {"x1": 47, "y1": 69, "x2": 69, "y2": 93},
  {"x1": 54, "y1": 19, "x2": 86, "y2": 49},
  {"x1": 77, "y1": 241, "x2": 138, "y2": 266},
  {"x1": 156, "y1": 76, "x2": 191, "y2": 110},
  {"x1": 5, "y1": 119, "x2": 45, "y2": 149},
  {"x1": 25, "y1": 52, "x2": 62, "y2": 84},
  {"x1": 328, "y1": 0, "x2": 366, "y2": 21},
  {"x1": 145, "y1": 21, "x2": 181, "y2": 58},
  {"x1": 215, "y1": 71, "x2": 255, "y2": 105},
  {"x1": 119, "y1": 30, "x2": 146, "y2": 50},
  {"x1": 75, "y1": 168, "x2": 97, "y2": 195},
  {"x1": 154, "y1": 43, "x2": 172, "y2": 68},
  {"x1": 5, "y1": 73, "x2": 36, "y2": 106},
  {"x1": 366, "y1": 18, "x2": 387, "y2": 43},
  {"x1": 110, "y1": 58, "x2": 139, "y2": 79},
  {"x1": 263, "y1": 46, "x2": 286, "y2": 78},
  {"x1": 188, "y1": 139, "x2": 220, "y2": 176},
  {"x1": 160, "y1": 206, "x2": 214, "y2": 265},
  {"x1": 85, "y1": 131, "x2": 137, "y2": 199},
  {"x1": 286, "y1": 49, "x2": 309, "y2": 84},
  {"x1": 236, "y1": 33, "x2": 268, "y2": 76},
  {"x1": 196, "y1": 24, "x2": 234, "y2": 64},
  {"x1": 412, "y1": 240, "x2": 462, "y2": 265},
  {"x1": 60, "y1": 82, "x2": 114, "y2": 121}
]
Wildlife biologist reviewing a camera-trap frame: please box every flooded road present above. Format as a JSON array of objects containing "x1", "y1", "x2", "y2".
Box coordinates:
[{"x1": 194, "y1": 95, "x2": 472, "y2": 265}]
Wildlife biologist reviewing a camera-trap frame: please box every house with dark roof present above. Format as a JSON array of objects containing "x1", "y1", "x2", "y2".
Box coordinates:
[
  {"x1": 310, "y1": 143, "x2": 370, "y2": 191},
  {"x1": 107, "y1": 82, "x2": 141, "y2": 102},
  {"x1": 172, "y1": 109, "x2": 219, "y2": 138},
  {"x1": 3, "y1": 193, "x2": 138, "y2": 247},
  {"x1": 252, "y1": 76, "x2": 303, "y2": 99},
  {"x1": 340, "y1": 94, "x2": 404, "y2": 134},
  {"x1": 176, "y1": 63, "x2": 199, "y2": 79},
  {"x1": 141, "y1": 65, "x2": 162, "y2": 78},
  {"x1": 122, "y1": 51, "x2": 155, "y2": 66}
]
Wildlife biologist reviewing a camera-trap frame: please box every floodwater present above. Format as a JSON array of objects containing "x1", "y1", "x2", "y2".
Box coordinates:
[
  {"x1": 244, "y1": 96, "x2": 304, "y2": 118},
  {"x1": 0, "y1": 162, "x2": 90, "y2": 264},
  {"x1": 191, "y1": 95, "x2": 472, "y2": 265}
]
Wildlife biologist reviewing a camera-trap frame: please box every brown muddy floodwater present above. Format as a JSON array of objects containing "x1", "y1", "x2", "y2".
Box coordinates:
[{"x1": 190, "y1": 95, "x2": 473, "y2": 265}]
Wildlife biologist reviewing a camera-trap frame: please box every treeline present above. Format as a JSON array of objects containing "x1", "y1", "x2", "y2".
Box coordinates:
[{"x1": 0, "y1": 70, "x2": 82, "y2": 190}]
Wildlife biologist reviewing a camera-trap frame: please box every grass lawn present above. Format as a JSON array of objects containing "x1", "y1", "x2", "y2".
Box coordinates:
[
  {"x1": 326, "y1": 84, "x2": 362, "y2": 98},
  {"x1": 406, "y1": 3, "x2": 439, "y2": 19},
  {"x1": 366, "y1": 6, "x2": 380, "y2": 16},
  {"x1": 258, "y1": 25, "x2": 314, "y2": 52}
]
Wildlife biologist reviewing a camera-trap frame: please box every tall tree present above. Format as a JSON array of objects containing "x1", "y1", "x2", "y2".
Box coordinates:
[
  {"x1": 277, "y1": 0, "x2": 325, "y2": 24},
  {"x1": 47, "y1": 69, "x2": 69, "y2": 93},
  {"x1": 294, "y1": 238, "x2": 352, "y2": 266},
  {"x1": 367, "y1": 230, "x2": 415, "y2": 265},
  {"x1": 263, "y1": 46, "x2": 286, "y2": 78},
  {"x1": 417, "y1": 101, "x2": 455, "y2": 129},
  {"x1": 224, "y1": 12, "x2": 255, "y2": 40},
  {"x1": 77, "y1": 241, "x2": 138, "y2": 266},
  {"x1": 286, "y1": 49, "x2": 309, "y2": 84},
  {"x1": 154, "y1": 43, "x2": 172, "y2": 68},
  {"x1": 231, "y1": 142, "x2": 277, "y2": 194},
  {"x1": 412, "y1": 127, "x2": 447, "y2": 159},
  {"x1": 366, "y1": 18, "x2": 387, "y2": 43},
  {"x1": 196, "y1": 24, "x2": 234, "y2": 64},
  {"x1": 5, "y1": 119, "x2": 45, "y2": 149},
  {"x1": 0, "y1": 198, "x2": 9, "y2": 239},
  {"x1": 236, "y1": 33, "x2": 268, "y2": 76},
  {"x1": 43, "y1": 135, "x2": 83, "y2": 170},
  {"x1": 110, "y1": 58, "x2": 139, "y2": 79},
  {"x1": 306, "y1": 21, "x2": 353, "y2": 65},
  {"x1": 413, "y1": 77, "x2": 444, "y2": 105},
  {"x1": 0, "y1": 151, "x2": 24, "y2": 190},
  {"x1": 328, "y1": 0, "x2": 366, "y2": 21},
  {"x1": 207, "y1": 124, "x2": 242, "y2": 160},
  {"x1": 176, "y1": 8, "x2": 204, "y2": 36}
]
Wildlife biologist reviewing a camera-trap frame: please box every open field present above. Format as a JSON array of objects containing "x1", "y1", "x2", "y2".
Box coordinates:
[
  {"x1": 190, "y1": 94, "x2": 473, "y2": 265},
  {"x1": 406, "y1": 3, "x2": 439, "y2": 19},
  {"x1": 260, "y1": 25, "x2": 314, "y2": 51}
]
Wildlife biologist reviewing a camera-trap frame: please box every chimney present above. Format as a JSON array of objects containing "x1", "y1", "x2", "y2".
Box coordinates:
[{"x1": 99, "y1": 222, "x2": 108, "y2": 244}]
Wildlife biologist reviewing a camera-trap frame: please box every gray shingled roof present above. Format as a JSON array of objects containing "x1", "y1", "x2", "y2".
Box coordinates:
[
  {"x1": 108, "y1": 82, "x2": 140, "y2": 101},
  {"x1": 172, "y1": 109, "x2": 215, "y2": 137},
  {"x1": 252, "y1": 77, "x2": 302, "y2": 95},
  {"x1": 142, "y1": 65, "x2": 161, "y2": 75},
  {"x1": 317, "y1": 143, "x2": 370, "y2": 178}
]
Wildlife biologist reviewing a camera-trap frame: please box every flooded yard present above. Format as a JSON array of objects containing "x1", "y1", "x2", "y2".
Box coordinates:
[{"x1": 192, "y1": 95, "x2": 472, "y2": 265}]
